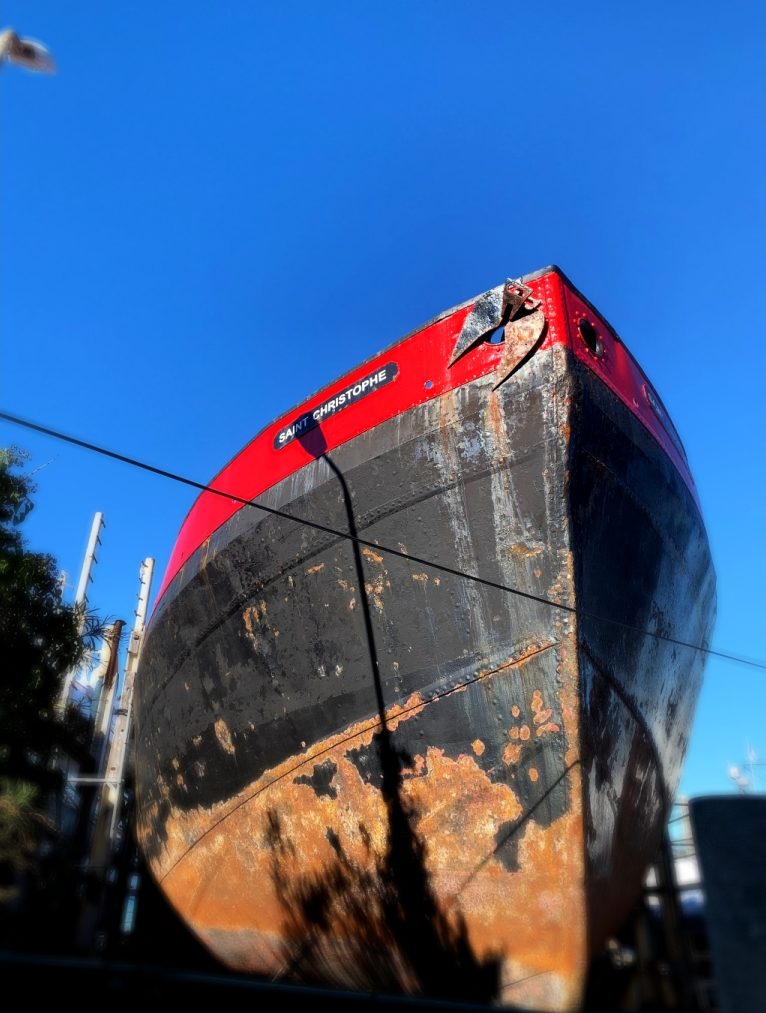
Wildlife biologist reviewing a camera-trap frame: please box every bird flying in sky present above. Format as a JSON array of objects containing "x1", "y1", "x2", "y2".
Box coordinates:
[{"x1": 0, "y1": 28, "x2": 56, "y2": 73}]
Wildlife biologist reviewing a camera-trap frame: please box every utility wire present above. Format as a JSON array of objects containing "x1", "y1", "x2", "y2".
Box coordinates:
[{"x1": 1, "y1": 408, "x2": 763, "y2": 672}]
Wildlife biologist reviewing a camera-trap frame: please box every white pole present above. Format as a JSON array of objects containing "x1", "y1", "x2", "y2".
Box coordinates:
[
  {"x1": 56, "y1": 512, "x2": 105, "y2": 715},
  {"x1": 74, "y1": 512, "x2": 104, "y2": 607}
]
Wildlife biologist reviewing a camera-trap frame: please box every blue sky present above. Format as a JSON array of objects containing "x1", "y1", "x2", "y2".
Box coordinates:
[{"x1": 1, "y1": 2, "x2": 764, "y2": 798}]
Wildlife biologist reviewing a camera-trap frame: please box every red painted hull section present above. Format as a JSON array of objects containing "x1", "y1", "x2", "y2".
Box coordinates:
[{"x1": 154, "y1": 268, "x2": 697, "y2": 606}]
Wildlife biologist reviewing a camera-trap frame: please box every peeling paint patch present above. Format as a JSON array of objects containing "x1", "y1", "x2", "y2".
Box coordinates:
[
  {"x1": 364, "y1": 573, "x2": 389, "y2": 612},
  {"x1": 494, "y1": 820, "x2": 521, "y2": 872},
  {"x1": 531, "y1": 689, "x2": 554, "y2": 727},
  {"x1": 536, "y1": 720, "x2": 561, "y2": 738},
  {"x1": 306, "y1": 563, "x2": 325, "y2": 575},
  {"x1": 362, "y1": 547, "x2": 384, "y2": 564},
  {"x1": 243, "y1": 600, "x2": 270, "y2": 650},
  {"x1": 472, "y1": 739, "x2": 486, "y2": 756},
  {"x1": 294, "y1": 759, "x2": 338, "y2": 800},
  {"x1": 509, "y1": 541, "x2": 542, "y2": 559},
  {"x1": 243, "y1": 608, "x2": 259, "y2": 649},
  {"x1": 411, "y1": 573, "x2": 428, "y2": 583},
  {"x1": 199, "y1": 537, "x2": 212, "y2": 571},
  {"x1": 406, "y1": 753, "x2": 428, "y2": 777},
  {"x1": 214, "y1": 718, "x2": 236, "y2": 756}
]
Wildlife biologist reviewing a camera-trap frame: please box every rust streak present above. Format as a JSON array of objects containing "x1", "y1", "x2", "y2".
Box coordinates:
[
  {"x1": 361, "y1": 547, "x2": 384, "y2": 564},
  {"x1": 364, "y1": 574, "x2": 388, "y2": 612},
  {"x1": 242, "y1": 609, "x2": 258, "y2": 649},
  {"x1": 509, "y1": 541, "x2": 542, "y2": 559},
  {"x1": 199, "y1": 537, "x2": 211, "y2": 571},
  {"x1": 214, "y1": 718, "x2": 236, "y2": 756},
  {"x1": 536, "y1": 722, "x2": 561, "y2": 738}
]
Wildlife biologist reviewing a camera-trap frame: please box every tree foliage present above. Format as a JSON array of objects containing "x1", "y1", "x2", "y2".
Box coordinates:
[
  {"x1": 0, "y1": 448, "x2": 96, "y2": 778},
  {"x1": 0, "y1": 448, "x2": 105, "y2": 915}
]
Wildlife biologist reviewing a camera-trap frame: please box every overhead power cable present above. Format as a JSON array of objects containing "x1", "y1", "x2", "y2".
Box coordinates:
[{"x1": 1, "y1": 408, "x2": 763, "y2": 672}]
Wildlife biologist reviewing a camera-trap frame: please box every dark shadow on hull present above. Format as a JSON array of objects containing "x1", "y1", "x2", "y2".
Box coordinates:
[
  {"x1": 265, "y1": 799, "x2": 500, "y2": 1001},
  {"x1": 265, "y1": 433, "x2": 501, "y2": 1002}
]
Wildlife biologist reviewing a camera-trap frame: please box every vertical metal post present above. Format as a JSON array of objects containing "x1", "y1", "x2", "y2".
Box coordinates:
[
  {"x1": 104, "y1": 557, "x2": 154, "y2": 842},
  {"x1": 76, "y1": 560, "x2": 153, "y2": 951},
  {"x1": 91, "y1": 621, "x2": 125, "y2": 770},
  {"x1": 56, "y1": 511, "x2": 105, "y2": 714}
]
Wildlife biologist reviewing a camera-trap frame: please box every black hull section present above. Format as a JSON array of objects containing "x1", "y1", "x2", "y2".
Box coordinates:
[
  {"x1": 568, "y1": 360, "x2": 715, "y2": 951},
  {"x1": 134, "y1": 338, "x2": 714, "y2": 1011}
]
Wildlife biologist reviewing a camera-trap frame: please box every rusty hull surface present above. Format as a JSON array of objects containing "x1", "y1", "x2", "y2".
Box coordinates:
[{"x1": 134, "y1": 330, "x2": 715, "y2": 1010}]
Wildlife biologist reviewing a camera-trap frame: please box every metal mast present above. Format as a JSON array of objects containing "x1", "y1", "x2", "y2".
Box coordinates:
[
  {"x1": 56, "y1": 511, "x2": 105, "y2": 715},
  {"x1": 96, "y1": 557, "x2": 154, "y2": 851}
]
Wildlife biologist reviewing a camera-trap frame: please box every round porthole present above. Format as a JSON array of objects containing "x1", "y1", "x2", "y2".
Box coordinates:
[
  {"x1": 424, "y1": 380, "x2": 434, "y2": 390},
  {"x1": 577, "y1": 318, "x2": 604, "y2": 359}
]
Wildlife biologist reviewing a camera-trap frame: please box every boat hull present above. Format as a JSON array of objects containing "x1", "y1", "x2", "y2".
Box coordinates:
[{"x1": 134, "y1": 269, "x2": 715, "y2": 1010}]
